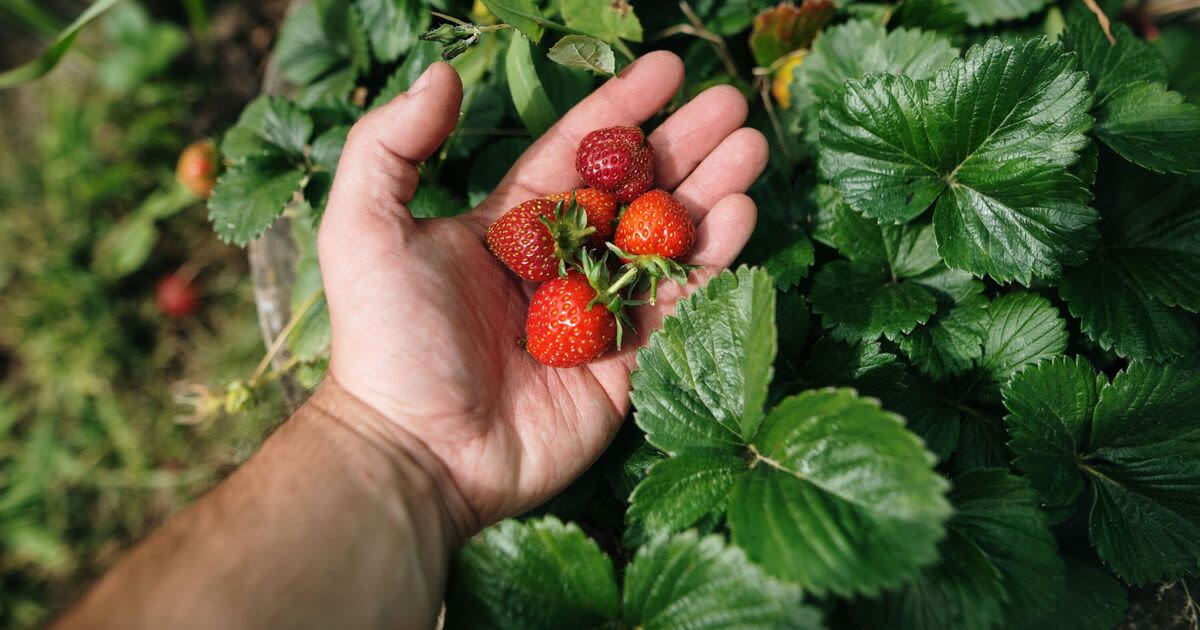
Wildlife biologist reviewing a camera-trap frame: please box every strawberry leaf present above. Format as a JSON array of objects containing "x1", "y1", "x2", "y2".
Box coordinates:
[
  {"x1": 1063, "y1": 10, "x2": 1200, "y2": 174},
  {"x1": 632, "y1": 267, "x2": 777, "y2": 450},
  {"x1": 854, "y1": 469, "x2": 1063, "y2": 629},
  {"x1": 446, "y1": 519, "x2": 819, "y2": 630},
  {"x1": 445, "y1": 517, "x2": 618, "y2": 629},
  {"x1": 954, "y1": 0, "x2": 1050, "y2": 26},
  {"x1": 631, "y1": 269, "x2": 950, "y2": 595},
  {"x1": 207, "y1": 157, "x2": 306, "y2": 246},
  {"x1": 1002, "y1": 356, "x2": 1103, "y2": 511},
  {"x1": 546, "y1": 35, "x2": 615, "y2": 76},
  {"x1": 274, "y1": 2, "x2": 365, "y2": 106},
  {"x1": 625, "y1": 453, "x2": 742, "y2": 546},
  {"x1": 727, "y1": 389, "x2": 951, "y2": 596},
  {"x1": 791, "y1": 20, "x2": 957, "y2": 147},
  {"x1": 1059, "y1": 167, "x2": 1200, "y2": 359},
  {"x1": 975, "y1": 292, "x2": 1067, "y2": 395},
  {"x1": 355, "y1": 0, "x2": 428, "y2": 63},
  {"x1": 810, "y1": 260, "x2": 938, "y2": 342},
  {"x1": 811, "y1": 201, "x2": 950, "y2": 343},
  {"x1": 1093, "y1": 82, "x2": 1200, "y2": 174},
  {"x1": 820, "y1": 37, "x2": 1097, "y2": 284},
  {"x1": 793, "y1": 20, "x2": 958, "y2": 111},
  {"x1": 897, "y1": 267, "x2": 988, "y2": 380},
  {"x1": 1002, "y1": 358, "x2": 1200, "y2": 583},
  {"x1": 623, "y1": 532, "x2": 821, "y2": 630},
  {"x1": 220, "y1": 96, "x2": 314, "y2": 162}
]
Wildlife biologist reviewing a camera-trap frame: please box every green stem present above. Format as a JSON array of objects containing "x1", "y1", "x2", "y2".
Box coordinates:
[
  {"x1": 250, "y1": 288, "x2": 323, "y2": 386},
  {"x1": 607, "y1": 265, "x2": 640, "y2": 296}
]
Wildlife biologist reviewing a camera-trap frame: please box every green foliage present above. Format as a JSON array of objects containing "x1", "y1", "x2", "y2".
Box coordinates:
[
  {"x1": 955, "y1": 0, "x2": 1050, "y2": 26},
  {"x1": 820, "y1": 37, "x2": 1096, "y2": 284},
  {"x1": 1058, "y1": 164, "x2": 1200, "y2": 359},
  {"x1": 547, "y1": 35, "x2": 616, "y2": 76},
  {"x1": 1003, "y1": 358, "x2": 1200, "y2": 583},
  {"x1": 1062, "y1": 10, "x2": 1200, "y2": 174},
  {"x1": 446, "y1": 517, "x2": 819, "y2": 629},
  {"x1": 629, "y1": 268, "x2": 950, "y2": 595},
  {"x1": 854, "y1": 469, "x2": 1062, "y2": 630}
]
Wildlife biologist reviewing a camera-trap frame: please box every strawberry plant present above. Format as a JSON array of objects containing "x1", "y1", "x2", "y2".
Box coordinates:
[{"x1": 203, "y1": 0, "x2": 1200, "y2": 626}]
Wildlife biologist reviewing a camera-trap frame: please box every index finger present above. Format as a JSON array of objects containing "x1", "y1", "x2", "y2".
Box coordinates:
[{"x1": 472, "y1": 51, "x2": 685, "y2": 223}]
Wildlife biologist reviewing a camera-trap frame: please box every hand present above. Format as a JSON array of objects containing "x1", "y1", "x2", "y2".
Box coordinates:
[{"x1": 317, "y1": 52, "x2": 768, "y2": 530}]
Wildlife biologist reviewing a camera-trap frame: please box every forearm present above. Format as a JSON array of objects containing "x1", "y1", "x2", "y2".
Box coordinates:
[{"x1": 55, "y1": 381, "x2": 474, "y2": 630}]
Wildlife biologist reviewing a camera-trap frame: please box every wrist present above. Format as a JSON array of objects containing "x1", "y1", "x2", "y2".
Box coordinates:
[{"x1": 302, "y1": 377, "x2": 481, "y2": 543}]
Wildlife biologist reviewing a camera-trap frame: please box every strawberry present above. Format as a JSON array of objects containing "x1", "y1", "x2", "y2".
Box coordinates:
[
  {"x1": 525, "y1": 271, "x2": 617, "y2": 368},
  {"x1": 613, "y1": 189, "x2": 695, "y2": 260},
  {"x1": 576, "y1": 126, "x2": 654, "y2": 203},
  {"x1": 156, "y1": 273, "x2": 200, "y2": 318},
  {"x1": 177, "y1": 140, "x2": 219, "y2": 199},
  {"x1": 486, "y1": 197, "x2": 599, "y2": 282},
  {"x1": 609, "y1": 189, "x2": 698, "y2": 305},
  {"x1": 546, "y1": 188, "x2": 618, "y2": 243}
]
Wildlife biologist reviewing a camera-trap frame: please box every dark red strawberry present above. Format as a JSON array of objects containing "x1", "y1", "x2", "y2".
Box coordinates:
[
  {"x1": 177, "y1": 140, "x2": 219, "y2": 199},
  {"x1": 486, "y1": 197, "x2": 600, "y2": 282},
  {"x1": 156, "y1": 273, "x2": 200, "y2": 318},
  {"x1": 546, "y1": 188, "x2": 618, "y2": 243},
  {"x1": 525, "y1": 271, "x2": 617, "y2": 368},
  {"x1": 613, "y1": 189, "x2": 695, "y2": 260},
  {"x1": 575, "y1": 126, "x2": 654, "y2": 203}
]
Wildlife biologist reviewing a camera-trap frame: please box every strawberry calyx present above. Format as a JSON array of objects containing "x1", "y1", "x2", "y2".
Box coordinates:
[
  {"x1": 605, "y1": 242, "x2": 699, "y2": 305},
  {"x1": 540, "y1": 193, "x2": 598, "y2": 277},
  {"x1": 576, "y1": 251, "x2": 636, "y2": 350}
]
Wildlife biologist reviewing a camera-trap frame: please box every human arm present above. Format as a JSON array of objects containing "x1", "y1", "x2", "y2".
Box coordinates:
[{"x1": 54, "y1": 382, "x2": 469, "y2": 629}]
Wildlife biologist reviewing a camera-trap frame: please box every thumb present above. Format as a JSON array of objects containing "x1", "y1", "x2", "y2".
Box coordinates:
[{"x1": 323, "y1": 62, "x2": 464, "y2": 228}]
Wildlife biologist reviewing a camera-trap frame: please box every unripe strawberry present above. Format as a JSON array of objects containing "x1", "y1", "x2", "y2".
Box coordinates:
[
  {"x1": 156, "y1": 273, "x2": 200, "y2": 318},
  {"x1": 546, "y1": 188, "x2": 618, "y2": 243},
  {"x1": 613, "y1": 189, "x2": 695, "y2": 260},
  {"x1": 176, "y1": 140, "x2": 219, "y2": 199},
  {"x1": 525, "y1": 271, "x2": 617, "y2": 368},
  {"x1": 575, "y1": 126, "x2": 654, "y2": 203}
]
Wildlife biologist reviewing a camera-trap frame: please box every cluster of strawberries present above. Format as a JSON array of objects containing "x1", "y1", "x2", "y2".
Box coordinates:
[{"x1": 486, "y1": 126, "x2": 697, "y2": 368}]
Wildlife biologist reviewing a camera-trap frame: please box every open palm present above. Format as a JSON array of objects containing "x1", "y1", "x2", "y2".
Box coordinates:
[{"x1": 317, "y1": 52, "x2": 767, "y2": 529}]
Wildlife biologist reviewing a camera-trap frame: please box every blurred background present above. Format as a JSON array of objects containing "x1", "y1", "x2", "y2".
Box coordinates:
[
  {"x1": 2, "y1": 0, "x2": 1200, "y2": 628},
  {"x1": 0, "y1": 2, "x2": 292, "y2": 625}
]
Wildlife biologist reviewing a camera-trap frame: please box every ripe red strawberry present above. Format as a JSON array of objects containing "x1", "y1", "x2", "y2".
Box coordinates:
[
  {"x1": 576, "y1": 126, "x2": 654, "y2": 203},
  {"x1": 613, "y1": 189, "x2": 695, "y2": 260},
  {"x1": 546, "y1": 188, "x2": 618, "y2": 243},
  {"x1": 177, "y1": 140, "x2": 219, "y2": 199},
  {"x1": 525, "y1": 271, "x2": 617, "y2": 368},
  {"x1": 156, "y1": 273, "x2": 200, "y2": 318},
  {"x1": 486, "y1": 196, "x2": 602, "y2": 282}
]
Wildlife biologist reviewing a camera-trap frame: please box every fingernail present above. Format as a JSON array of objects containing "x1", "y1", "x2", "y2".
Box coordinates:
[{"x1": 409, "y1": 64, "x2": 436, "y2": 95}]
